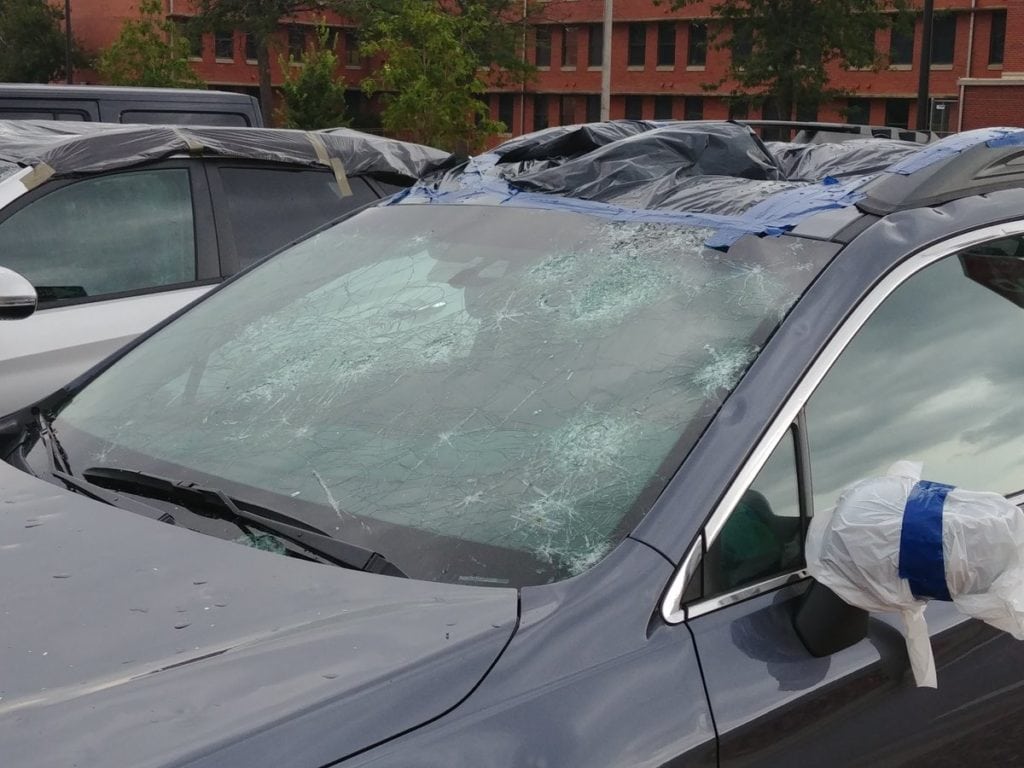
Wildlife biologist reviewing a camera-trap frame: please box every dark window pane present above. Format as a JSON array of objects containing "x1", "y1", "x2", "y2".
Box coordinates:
[
  {"x1": 889, "y1": 24, "x2": 914, "y2": 65},
  {"x1": 796, "y1": 102, "x2": 818, "y2": 122},
  {"x1": 628, "y1": 23, "x2": 646, "y2": 67},
  {"x1": 288, "y1": 26, "x2": 305, "y2": 60},
  {"x1": 845, "y1": 97, "x2": 871, "y2": 124},
  {"x1": 535, "y1": 27, "x2": 551, "y2": 67},
  {"x1": 214, "y1": 30, "x2": 234, "y2": 60},
  {"x1": 585, "y1": 94, "x2": 601, "y2": 122},
  {"x1": 653, "y1": 94, "x2": 673, "y2": 119},
  {"x1": 687, "y1": 22, "x2": 707, "y2": 66},
  {"x1": 219, "y1": 168, "x2": 376, "y2": 270},
  {"x1": 990, "y1": 10, "x2": 1006, "y2": 65},
  {"x1": 498, "y1": 93, "x2": 514, "y2": 131},
  {"x1": 932, "y1": 13, "x2": 956, "y2": 65},
  {"x1": 559, "y1": 95, "x2": 576, "y2": 125},
  {"x1": 177, "y1": 22, "x2": 203, "y2": 58},
  {"x1": 657, "y1": 21, "x2": 676, "y2": 66},
  {"x1": 533, "y1": 94, "x2": 549, "y2": 130},
  {"x1": 706, "y1": 430, "x2": 803, "y2": 596},
  {"x1": 732, "y1": 24, "x2": 752, "y2": 65},
  {"x1": 0, "y1": 170, "x2": 196, "y2": 301},
  {"x1": 561, "y1": 26, "x2": 578, "y2": 67},
  {"x1": 931, "y1": 99, "x2": 954, "y2": 133},
  {"x1": 624, "y1": 94, "x2": 643, "y2": 120},
  {"x1": 683, "y1": 95, "x2": 703, "y2": 120},
  {"x1": 588, "y1": 24, "x2": 603, "y2": 67},
  {"x1": 245, "y1": 32, "x2": 258, "y2": 62},
  {"x1": 119, "y1": 110, "x2": 249, "y2": 127},
  {"x1": 728, "y1": 99, "x2": 748, "y2": 120},
  {"x1": 808, "y1": 239, "x2": 1024, "y2": 509},
  {"x1": 884, "y1": 98, "x2": 911, "y2": 128}
]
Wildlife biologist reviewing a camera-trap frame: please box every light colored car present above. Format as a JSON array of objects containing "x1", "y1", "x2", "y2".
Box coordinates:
[{"x1": 0, "y1": 121, "x2": 447, "y2": 416}]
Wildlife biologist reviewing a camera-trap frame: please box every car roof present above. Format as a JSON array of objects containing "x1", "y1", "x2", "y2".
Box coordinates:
[
  {"x1": 0, "y1": 120, "x2": 451, "y2": 185},
  {"x1": 400, "y1": 120, "x2": 1024, "y2": 249},
  {"x1": 0, "y1": 83, "x2": 251, "y2": 102}
]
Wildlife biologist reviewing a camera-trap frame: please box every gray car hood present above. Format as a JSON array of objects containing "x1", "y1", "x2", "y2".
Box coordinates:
[{"x1": 0, "y1": 463, "x2": 518, "y2": 768}]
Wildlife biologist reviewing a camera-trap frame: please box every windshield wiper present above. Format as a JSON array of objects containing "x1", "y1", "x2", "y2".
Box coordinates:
[{"x1": 81, "y1": 466, "x2": 407, "y2": 578}]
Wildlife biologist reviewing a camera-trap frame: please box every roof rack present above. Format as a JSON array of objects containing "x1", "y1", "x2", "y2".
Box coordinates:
[{"x1": 735, "y1": 120, "x2": 936, "y2": 145}]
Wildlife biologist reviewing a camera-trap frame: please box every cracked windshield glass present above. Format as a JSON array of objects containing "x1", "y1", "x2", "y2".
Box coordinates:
[{"x1": 44, "y1": 204, "x2": 826, "y2": 586}]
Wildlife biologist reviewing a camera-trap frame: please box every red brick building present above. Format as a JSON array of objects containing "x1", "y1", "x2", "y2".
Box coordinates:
[{"x1": 68, "y1": 0, "x2": 1024, "y2": 134}]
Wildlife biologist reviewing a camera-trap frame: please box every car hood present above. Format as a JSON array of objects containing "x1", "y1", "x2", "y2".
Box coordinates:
[{"x1": 0, "y1": 463, "x2": 518, "y2": 768}]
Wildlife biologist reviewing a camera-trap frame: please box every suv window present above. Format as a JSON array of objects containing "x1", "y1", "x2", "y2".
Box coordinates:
[
  {"x1": 218, "y1": 168, "x2": 377, "y2": 270},
  {"x1": 807, "y1": 236, "x2": 1024, "y2": 512},
  {"x1": 705, "y1": 428, "x2": 804, "y2": 596},
  {"x1": 0, "y1": 169, "x2": 196, "y2": 303},
  {"x1": 119, "y1": 110, "x2": 250, "y2": 127}
]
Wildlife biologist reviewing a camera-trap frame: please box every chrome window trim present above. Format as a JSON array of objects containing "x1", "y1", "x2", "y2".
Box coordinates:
[{"x1": 662, "y1": 219, "x2": 1024, "y2": 625}]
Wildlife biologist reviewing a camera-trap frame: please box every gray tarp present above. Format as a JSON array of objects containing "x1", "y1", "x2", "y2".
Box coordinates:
[
  {"x1": 0, "y1": 121, "x2": 450, "y2": 183},
  {"x1": 766, "y1": 138, "x2": 922, "y2": 181}
]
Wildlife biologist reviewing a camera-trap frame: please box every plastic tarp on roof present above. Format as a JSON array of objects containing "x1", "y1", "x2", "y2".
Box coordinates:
[
  {"x1": 0, "y1": 120, "x2": 450, "y2": 182},
  {"x1": 766, "y1": 138, "x2": 923, "y2": 181}
]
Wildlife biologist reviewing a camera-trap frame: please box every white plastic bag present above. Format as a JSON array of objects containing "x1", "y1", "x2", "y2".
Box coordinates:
[{"x1": 806, "y1": 460, "x2": 1024, "y2": 687}]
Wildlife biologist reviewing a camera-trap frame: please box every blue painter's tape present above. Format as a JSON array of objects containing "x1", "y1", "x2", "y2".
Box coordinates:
[{"x1": 899, "y1": 480, "x2": 955, "y2": 601}]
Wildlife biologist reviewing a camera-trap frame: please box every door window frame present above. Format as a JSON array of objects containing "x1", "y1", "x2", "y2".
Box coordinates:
[
  {"x1": 0, "y1": 159, "x2": 218, "y2": 308},
  {"x1": 661, "y1": 219, "x2": 1024, "y2": 624}
]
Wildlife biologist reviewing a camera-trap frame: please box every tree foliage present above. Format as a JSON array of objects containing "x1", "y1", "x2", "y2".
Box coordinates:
[
  {"x1": 0, "y1": 0, "x2": 74, "y2": 83},
  {"x1": 668, "y1": 0, "x2": 913, "y2": 120},
  {"x1": 359, "y1": 0, "x2": 527, "y2": 151},
  {"x1": 98, "y1": 0, "x2": 204, "y2": 88},
  {"x1": 277, "y1": 25, "x2": 349, "y2": 129}
]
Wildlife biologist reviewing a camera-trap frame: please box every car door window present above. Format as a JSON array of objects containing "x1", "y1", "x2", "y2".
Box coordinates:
[
  {"x1": 0, "y1": 168, "x2": 196, "y2": 304},
  {"x1": 704, "y1": 428, "x2": 804, "y2": 597},
  {"x1": 807, "y1": 235, "x2": 1024, "y2": 513},
  {"x1": 218, "y1": 167, "x2": 378, "y2": 271}
]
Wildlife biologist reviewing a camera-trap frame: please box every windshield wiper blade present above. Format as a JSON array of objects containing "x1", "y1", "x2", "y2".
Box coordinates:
[{"x1": 81, "y1": 466, "x2": 407, "y2": 578}]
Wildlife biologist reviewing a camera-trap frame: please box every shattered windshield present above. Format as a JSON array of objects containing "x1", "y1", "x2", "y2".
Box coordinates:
[{"x1": 43, "y1": 204, "x2": 826, "y2": 586}]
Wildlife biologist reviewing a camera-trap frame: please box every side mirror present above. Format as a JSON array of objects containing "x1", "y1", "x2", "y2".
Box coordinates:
[
  {"x1": 793, "y1": 579, "x2": 868, "y2": 657},
  {"x1": 0, "y1": 267, "x2": 37, "y2": 320}
]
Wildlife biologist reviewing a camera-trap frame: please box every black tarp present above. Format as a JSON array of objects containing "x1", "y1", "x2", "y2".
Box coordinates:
[
  {"x1": 766, "y1": 138, "x2": 922, "y2": 181},
  {"x1": 0, "y1": 121, "x2": 450, "y2": 183}
]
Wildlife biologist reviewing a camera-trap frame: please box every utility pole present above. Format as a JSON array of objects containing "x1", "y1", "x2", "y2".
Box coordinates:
[
  {"x1": 600, "y1": 0, "x2": 612, "y2": 120},
  {"x1": 915, "y1": 0, "x2": 934, "y2": 131},
  {"x1": 64, "y1": 0, "x2": 73, "y2": 84}
]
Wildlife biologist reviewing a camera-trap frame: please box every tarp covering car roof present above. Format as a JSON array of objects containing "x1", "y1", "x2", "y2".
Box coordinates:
[
  {"x1": 0, "y1": 120, "x2": 451, "y2": 183},
  {"x1": 766, "y1": 138, "x2": 923, "y2": 181}
]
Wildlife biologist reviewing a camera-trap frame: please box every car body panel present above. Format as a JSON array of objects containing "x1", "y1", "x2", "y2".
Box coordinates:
[
  {"x1": 0, "y1": 284, "x2": 213, "y2": 416},
  {"x1": 0, "y1": 462, "x2": 517, "y2": 768}
]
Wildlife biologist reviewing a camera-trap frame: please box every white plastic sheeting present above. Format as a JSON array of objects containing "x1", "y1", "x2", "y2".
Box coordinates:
[{"x1": 807, "y1": 460, "x2": 1024, "y2": 687}]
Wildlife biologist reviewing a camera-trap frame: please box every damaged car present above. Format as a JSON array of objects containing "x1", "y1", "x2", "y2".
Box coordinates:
[{"x1": 2, "y1": 120, "x2": 1024, "y2": 767}]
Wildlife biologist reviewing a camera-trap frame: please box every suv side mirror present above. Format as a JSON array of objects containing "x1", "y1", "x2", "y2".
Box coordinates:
[
  {"x1": 0, "y1": 267, "x2": 37, "y2": 320},
  {"x1": 793, "y1": 579, "x2": 868, "y2": 657}
]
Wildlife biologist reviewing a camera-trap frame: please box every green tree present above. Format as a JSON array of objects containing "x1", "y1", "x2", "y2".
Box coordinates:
[
  {"x1": 667, "y1": 0, "x2": 913, "y2": 120},
  {"x1": 98, "y1": 0, "x2": 204, "y2": 87},
  {"x1": 359, "y1": 0, "x2": 526, "y2": 151},
  {"x1": 0, "y1": 0, "x2": 74, "y2": 83},
  {"x1": 277, "y1": 24, "x2": 349, "y2": 129},
  {"x1": 190, "y1": 0, "x2": 339, "y2": 126}
]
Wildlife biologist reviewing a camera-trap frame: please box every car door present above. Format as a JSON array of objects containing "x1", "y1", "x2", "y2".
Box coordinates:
[
  {"x1": 204, "y1": 163, "x2": 382, "y2": 276},
  {"x1": 684, "y1": 225, "x2": 1024, "y2": 767},
  {"x1": 0, "y1": 160, "x2": 218, "y2": 415}
]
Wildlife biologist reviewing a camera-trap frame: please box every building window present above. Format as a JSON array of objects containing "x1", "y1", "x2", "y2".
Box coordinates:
[
  {"x1": 624, "y1": 95, "x2": 644, "y2": 119},
  {"x1": 588, "y1": 24, "x2": 603, "y2": 67},
  {"x1": 796, "y1": 102, "x2": 818, "y2": 122},
  {"x1": 534, "y1": 94, "x2": 549, "y2": 130},
  {"x1": 687, "y1": 22, "x2": 707, "y2": 67},
  {"x1": 728, "y1": 99, "x2": 749, "y2": 120},
  {"x1": 245, "y1": 32, "x2": 258, "y2": 62},
  {"x1": 214, "y1": 30, "x2": 234, "y2": 61},
  {"x1": 561, "y1": 26, "x2": 578, "y2": 68},
  {"x1": 989, "y1": 10, "x2": 1006, "y2": 66},
  {"x1": 657, "y1": 22, "x2": 676, "y2": 66},
  {"x1": 931, "y1": 99, "x2": 954, "y2": 133},
  {"x1": 931, "y1": 13, "x2": 956, "y2": 65},
  {"x1": 846, "y1": 97, "x2": 871, "y2": 124},
  {"x1": 627, "y1": 23, "x2": 646, "y2": 67},
  {"x1": 884, "y1": 98, "x2": 911, "y2": 128},
  {"x1": 731, "y1": 24, "x2": 752, "y2": 66},
  {"x1": 889, "y1": 24, "x2": 914, "y2": 66},
  {"x1": 559, "y1": 95, "x2": 576, "y2": 125},
  {"x1": 176, "y1": 23, "x2": 203, "y2": 59},
  {"x1": 535, "y1": 27, "x2": 552, "y2": 67},
  {"x1": 586, "y1": 94, "x2": 601, "y2": 122},
  {"x1": 683, "y1": 95, "x2": 703, "y2": 120},
  {"x1": 288, "y1": 26, "x2": 306, "y2": 60},
  {"x1": 344, "y1": 31, "x2": 360, "y2": 66},
  {"x1": 498, "y1": 93, "x2": 514, "y2": 131},
  {"x1": 653, "y1": 95, "x2": 673, "y2": 119}
]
